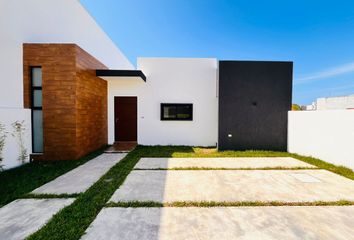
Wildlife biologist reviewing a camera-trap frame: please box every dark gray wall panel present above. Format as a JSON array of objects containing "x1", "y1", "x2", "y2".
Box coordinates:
[{"x1": 218, "y1": 61, "x2": 293, "y2": 151}]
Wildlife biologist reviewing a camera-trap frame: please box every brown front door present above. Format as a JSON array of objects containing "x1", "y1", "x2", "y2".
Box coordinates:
[{"x1": 114, "y1": 97, "x2": 137, "y2": 141}]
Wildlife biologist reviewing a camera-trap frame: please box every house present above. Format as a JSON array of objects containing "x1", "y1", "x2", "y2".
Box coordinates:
[
  {"x1": 304, "y1": 94, "x2": 354, "y2": 110},
  {"x1": 0, "y1": 0, "x2": 292, "y2": 169}
]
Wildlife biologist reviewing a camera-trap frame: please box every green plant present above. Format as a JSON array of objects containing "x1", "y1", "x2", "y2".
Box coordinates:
[
  {"x1": 0, "y1": 122, "x2": 7, "y2": 171},
  {"x1": 11, "y1": 120, "x2": 28, "y2": 164},
  {"x1": 292, "y1": 104, "x2": 301, "y2": 111}
]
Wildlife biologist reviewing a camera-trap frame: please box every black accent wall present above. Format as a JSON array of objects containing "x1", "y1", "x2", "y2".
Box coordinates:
[{"x1": 218, "y1": 61, "x2": 293, "y2": 151}]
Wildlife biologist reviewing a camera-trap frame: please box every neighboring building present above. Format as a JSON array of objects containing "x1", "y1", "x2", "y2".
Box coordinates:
[
  {"x1": 316, "y1": 94, "x2": 354, "y2": 110},
  {"x1": 302, "y1": 104, "x2": 316, "y2": 111},
  {"x1": 305, "y1": 94, "x2": 354, "y2": 110},
  {"x1": 0, "y1": 0, "x2": 293, "y2": 169}
]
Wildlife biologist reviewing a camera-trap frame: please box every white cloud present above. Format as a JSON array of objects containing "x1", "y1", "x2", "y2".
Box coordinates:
[{"x1": 295, "y1": 61, "x2": 354, "y2": 84}]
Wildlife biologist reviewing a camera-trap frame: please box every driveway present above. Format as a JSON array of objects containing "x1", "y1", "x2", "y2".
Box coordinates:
[{"x1": 82, "y1": 157, "x2": 354, "y2": 240}]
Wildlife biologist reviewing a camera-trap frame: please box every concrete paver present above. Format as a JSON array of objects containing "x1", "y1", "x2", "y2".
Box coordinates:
[
  {"x1": 32, "y1": 153, "x2": 126, "y2": 194},
  {"x1": 81, "y1": 206, "x2": 354, "y2": 240},
  {"x1": 135, "y1": 157, "x2": 316, "y2": 169},
  {"x1": 0, "y1": 198, "x2": 74, "y2": 240},
  {"x1": 110, "y1": 169, "x2": 354, "y2": 203}
]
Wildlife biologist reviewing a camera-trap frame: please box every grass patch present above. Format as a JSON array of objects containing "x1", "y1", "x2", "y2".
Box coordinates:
[
  {"x1": 0, "y1": 146, "x2": 106, "y2": 207},
  {"x1": 134, "y1": 167, "x2": 318, "y2": 170},
  {"x1": 171, "y1": 147, "x2": 291, "y2": 158},
  {"x1": 135, "y1": 146, "x2": 354, "y2": 180},
  {"x1": 288, "y1": 153, "x2": 354, "y2": 181},
  {"x1": 106, "y1": 200, "x2": 354, "y2": 208},
  {"x1": 107, "y1": 201, "x2": 163, "y2": 208},
  {"x1": 22, "y1": 193, "x2": 80, "y2": 199},
  {"x1": 25, "y1": 145, "x2": 354, "y2": 240}
]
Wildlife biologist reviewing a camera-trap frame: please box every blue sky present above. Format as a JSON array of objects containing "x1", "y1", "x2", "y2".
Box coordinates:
[{"x1": 80, "y1": 0, "x2": 354, "y2": 105}]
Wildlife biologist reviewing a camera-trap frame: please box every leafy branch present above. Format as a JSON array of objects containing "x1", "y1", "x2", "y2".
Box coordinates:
[
  {"x1": 11, "y1": 121, "x2": 28, "y2": 164},
  {"x1": 0, "y1": 122, "x2": 6, "y2": 171}
]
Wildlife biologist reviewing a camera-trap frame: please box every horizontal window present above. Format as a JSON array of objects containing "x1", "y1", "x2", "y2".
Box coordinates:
[{"x1": 161, "y1": 103, "x2": 193, "y2": 121}]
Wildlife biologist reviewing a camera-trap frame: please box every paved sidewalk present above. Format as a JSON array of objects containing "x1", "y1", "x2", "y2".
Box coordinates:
[
  {"x1": 0, "y1": 198, "x2": 74, "y2": 240},
  {"x1": 82, "y1": 206, "x2": 354, "y2": 240},
  {"x1": 32, "y1": 153, "x2": 126, "y2": 194},
  {"x1": 135, "y1": 157, "x2": 316, "y2": 169}
]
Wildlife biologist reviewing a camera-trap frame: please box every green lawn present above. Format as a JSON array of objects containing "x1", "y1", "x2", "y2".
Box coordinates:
[
  {"x1": 1, "y1": 145, "x2": 353, "y2": 240},
  {"x1": 0, "y1": 146, "x2": 106, "y2": 207}
]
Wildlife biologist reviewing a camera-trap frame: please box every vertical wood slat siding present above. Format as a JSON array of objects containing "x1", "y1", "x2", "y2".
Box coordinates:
[{"x1": 23, "y1": 44, "x2": 108, "y2": 161}]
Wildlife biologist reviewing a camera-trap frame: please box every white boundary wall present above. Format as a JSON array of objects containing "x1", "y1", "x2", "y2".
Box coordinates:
[
  {"x1": 108, "y1": 58, "x2": 218, "y2": 146},
  {"x1": 288, "y1": 110, "x2": 354, "y2": 170},
  {"x1": 0, "y1": 109, "x2": 32, "y2": 170}
]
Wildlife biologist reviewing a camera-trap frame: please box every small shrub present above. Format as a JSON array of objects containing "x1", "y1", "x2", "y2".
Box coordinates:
[
  {"x1": 11, "y1": 121, "x2": 28, "y2": 164},
  {"x1": 292, "y1": 104, "x2": 301, "y2": 111},
  {"x1": 0, "y1": 122, "x2": 6, "y2": 171}
]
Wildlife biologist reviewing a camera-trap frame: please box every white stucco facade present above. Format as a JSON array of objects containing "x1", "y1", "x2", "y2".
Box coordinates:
[
  {"x1": 0, "y1": 0, "x2": 133, "y2": 109},
  {"x1": 108, "y1": 58, "x2": 218, "y2": 146},
  {"x1": 288, "y1": 110, "x2": 354, "y2": 170},
  {"x1": 0, "y1": 0, "x2": 133, "y2": 169}
]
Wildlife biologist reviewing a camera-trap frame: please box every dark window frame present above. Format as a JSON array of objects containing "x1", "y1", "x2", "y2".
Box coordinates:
[
  {"x1": 160, "y1": 103, "x2": 193, "y2": 121},
  {"x1": 30, "y1": 66, "x2": 43, "y2": 153}
]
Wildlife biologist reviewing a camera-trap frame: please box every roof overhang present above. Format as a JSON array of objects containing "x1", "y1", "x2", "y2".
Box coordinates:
[{"x1": 96, "y1": 69, "x2": 146, "y2": 82}]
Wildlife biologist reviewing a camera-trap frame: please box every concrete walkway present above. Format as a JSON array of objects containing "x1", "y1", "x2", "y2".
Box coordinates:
[
  {"x1": 82, "y1": 206, "x2": 354, "y2": 240},
  {"x1": 110, "y1": 169, "x2": 354, "y2": 203},
  {"x1": 135, "y1": 157, "x2": 316, "y2": 169},
  {"x1": 32, "y1": 153, "x2": 126, "y2": 194},
  {"x1": 0, "y1": 198, "x2": 74, "y2": 240},
  {"x1": 0, "y1": 152, "x2": 127, "y2": 240}
]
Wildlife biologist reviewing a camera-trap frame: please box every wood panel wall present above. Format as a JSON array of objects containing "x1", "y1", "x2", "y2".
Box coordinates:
[
  {"x1": 75, "y1": 46, "x2": 107, "y2": 159},
  {"x1": 23, "y1": 44, "x2": 108, "y2": 161}
]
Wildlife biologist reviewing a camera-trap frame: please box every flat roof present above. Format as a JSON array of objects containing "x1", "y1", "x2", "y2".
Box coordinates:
[{"x1": 96, "y1": 69, "x2": 146, "y2": 82}]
